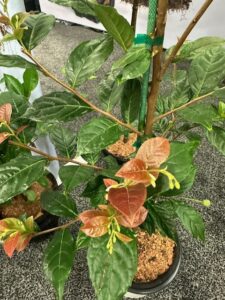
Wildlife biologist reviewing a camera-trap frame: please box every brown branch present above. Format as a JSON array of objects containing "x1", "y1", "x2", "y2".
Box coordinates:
[
  {"x1": 161, "y1": 0, "x2": 214, "y2": 77},
  {"x1": 144, "y1": 0, "x2": 168, "y2": 135},
  {"x1": 9, "y1": 140, "x2": 103, "y2": 170},
  {"x1": 153, "y1": 87, "x2": 225, "y2": 122},
  {"x1": 33, "y1": 218, "x2": 79, "y2": 238},
  {"x1": 22, "y1": 49, "x2": 142, "y2": 136},
  {"x1": 131, "y1": 0, "x2": 139, "y2": 30}
]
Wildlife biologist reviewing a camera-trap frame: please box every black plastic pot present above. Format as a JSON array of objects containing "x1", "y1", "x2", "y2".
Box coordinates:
[
  {"x1": 128, "y1": 239, "x2": 182, "y2": 296},
  {"x1": 33, "y1": 211, "x2": 59, "y2": 241}
]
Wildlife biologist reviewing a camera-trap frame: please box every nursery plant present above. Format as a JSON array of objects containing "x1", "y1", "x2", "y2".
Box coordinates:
[{"x1": 0, "y1": 0, "x2": 225, "y2": 299}]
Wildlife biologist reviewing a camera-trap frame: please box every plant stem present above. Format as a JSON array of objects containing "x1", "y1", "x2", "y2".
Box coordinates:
[
  {"x1": 131, "y1": 0, "x2": 139, "y2": 30},
  {"x1": 153, "y1": 87, "x2": 225, "y2": 122},
  {"x1": 9, "y1": 140, "x2": 103, "y2": 170},
  {"x1": 33, "y1": 218, "x2": 79, "y2": 237},
  {"x1": 161, "y1": 0, "x2": 214, "y2": 77},
  {"x1": 144, "y1": 0, "x2": 168, "y2": 135},
  {"x1": 22, "y1": 48, "x2": 142, "y2": 136}
]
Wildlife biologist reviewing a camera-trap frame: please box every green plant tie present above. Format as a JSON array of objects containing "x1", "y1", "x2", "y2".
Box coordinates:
[
  {"x1": 134, "y1": 34, "x2": 164, "y2": 48},
  {"x1": 137, "y1": 0, "x2": 158, "y2": 132}
]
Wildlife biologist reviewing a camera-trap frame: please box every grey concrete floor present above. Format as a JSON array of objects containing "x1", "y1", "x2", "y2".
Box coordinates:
[{"x1": 1, "y1": 23, "x2": 225, "y2": 300}]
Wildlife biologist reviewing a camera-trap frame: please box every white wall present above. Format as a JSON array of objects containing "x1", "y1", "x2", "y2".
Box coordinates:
[{"x1": 40, "y1": 0, "x2": 225, "y2": 48}]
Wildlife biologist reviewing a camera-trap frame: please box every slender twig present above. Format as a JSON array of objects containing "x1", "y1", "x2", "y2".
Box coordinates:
[
  {"x1": 131, "y1": 0, "x2": 139, "y2": 30},
  {"x1": 33, "y1": 218, "x2": 79, "y2": 237},
  {"x1": 145, "y1": 0, "x2": 168, "y2": 135},
  {"x1": 9, "y1": 140, "x2": 103, "y2": 170},
  {"x1": 161, "y1": 0, "x2": 214, "y2": 77},
  {"x1": 21, "y1": 49, "x2": 142, "y2": 136},
  {"x1": 154, "y1": 87, "x2": 225, "y2": 122}
]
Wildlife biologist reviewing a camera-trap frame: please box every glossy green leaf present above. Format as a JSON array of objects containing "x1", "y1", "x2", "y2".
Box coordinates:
[
  {"x1": 121, "y1": 79, "x2": 141, "y2": 124},
  {"x1": 50, "y1": 126, "x2": 76, "y2": 158},
  {"x1": 112, "y1": 46, "x2": 150, "y2": 83},
  {"x1": 88, "y1": 235, "x2": 137, "y2": 300},
  {"x1": 0, "y1": 92, "x2": 28, "y2": 120},
  {"x1": 76, "y1": 231, "x2": 91, "y2": 250},
  {"x1": 166, "y1": 141, "x2": 199, "y2": 179},
  {"x1": 66, "y1": 35, "x2": 113, "y2": 87},
  {"x1": 24, "y1": 91, "x2": 91, "y2": 122},
  {"x1": 43, "y1": 229, "x2": 75, "y2": 300},
  {"x1": 172, "y1": 201, "x2": 205, "y2": 240},
  {"x1": 59, "y1": 165, "x2": 94, "y2": 192},
  {"x1": 23, "y1": 68, "x2": 39, "y2": 97},
  {"x1": 50, "y1": 0, "x2": 96, "y2": 17},
  {"x1": 81, "y1": 176, "x2": 106, "y2": 207},
  {"x1": 177, "y1": 103, "x2": 219, "y2": 130},
  {"x1": 3, "y1": 74, "x2": 24, "y2": 96},
  {"x1": 218, "y1": 101, "x2": 225, "y2": 118},
  {"x1": 22, "y1": 13, "x2": 55, "y2": 50},
  {"x1": 143, "y1": 201, "x2": 178, "y2": 241},
  {"x1": 77, "y1": 117, "x2": 123, "y2": 155},
  {"x1": 171, "y1": 37, "x2": 225, "y2": 61},
  {"x1": 206, "y1": 126, "x2": 225, "y2": 156},
  {"x1": 214, "y1": 87, "x2": 225, "y2": 99},
  {"x1": 0, "y1": 54, "x2": 37, "y2": 69},
  {"x1": 94, "y1": 5, "x2": 134, "y2": 51},
  {"x1": 98, "y1": 71, "x2": 124, "y2": 112},
  {"x1": 41, "y1": 191, "x2": 77, "y2": 218},
  {"x1": 0, "y1": 156, "x2": 46, "y2": 204},
  {"x1": 188, "y1": 46, "x2": 225, "y2": 96}
]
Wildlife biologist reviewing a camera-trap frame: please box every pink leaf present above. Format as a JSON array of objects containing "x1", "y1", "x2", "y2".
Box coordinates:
[
  {"x1": 79, "y1": 209, "x2": 108, "y2": 224},
  {"x1": 80, "y1": 216, "x2": 109, "y2": 237},
  {"x1": 0, "y1": 103, "x2": 12, "y2": 124},
  {"x1": 3, "y1": 232, "x2": 20, "y2": 258},
  {"x1": 136, "y1": 137, "x2": 170, "y2": 169},
  {"x1": 116, "y1": 158, "x2": 150, "y2": 184},
  {"x1": 103, "y1": 178, "x2": 118, "y2": 187},
  {"x1": 0, "y1": 132, "x2": 10, "y2": 144},
  {"x1": 108, "y1": 183, "x2": 147, "y2": 223},
  {"x1": 117, "y1": 206, "x2": 148, "y2": 228}
]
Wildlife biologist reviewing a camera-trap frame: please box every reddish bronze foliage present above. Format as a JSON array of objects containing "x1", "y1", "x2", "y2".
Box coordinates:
[
  {"x1": 3, "y1": 232, "x2": 32, "y2": 258},
  {"x1": 117, "y1": 206, "x2": 148, "y2": 228},
  {"x1": 116, "y1": 158, "x2": 150, "y2": 184},
  {"x1": 136, "y1": 137, "x2": 170, "y2": 169},
  {"x1": 0, "y1": 103, "x2": 12, "y2": 124},
  {"x1": 103, "y1": 178, "x2": 118, "y2": 187},
  {"x1": 108, "y1": 183, "x2": 147, "y2": 224},
  {"x1": 79, "y1": 209, "x2": 108, "y2": 224},
  {"x1": 0, "y1": 132, "x2": 10, "y2": 144},
  {"x1": 80, "y1": 215, "x2": 109, "y2": 237}
]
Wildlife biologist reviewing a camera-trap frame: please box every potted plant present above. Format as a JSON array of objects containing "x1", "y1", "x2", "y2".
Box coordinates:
[{"x1": 0, "y1": 0, "x2": 224, "y2": 299}]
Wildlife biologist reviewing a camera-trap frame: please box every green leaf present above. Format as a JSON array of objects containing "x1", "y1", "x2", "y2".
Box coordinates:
[
  {"x1": 82, "y1": 152, "x2": 100, "y2": 165},
  {"x1": 112, "y1": 46, "x2": 150, "y2": 83},
  {"x1": 218, "y1": 101, "x2": 225, "y2": 118},
  {"x1": 24, "y1": 91, "x2": 91, "y2": 122},
  {"x1": 214, "y1": 87, "x2": 225, "y2": 99},
  {"x1": 163, "y1": 166, "x2": 197, "y2": 197},
  {"x1": 94, "y1": 5, "x2": 134, "y2": 51},
  {"x1": 41, "y1": 191, "x2": 77, "y2": 218},
  {"x1": 50, "y1": 126, "x2": 76, "y2": 158},
  {"x1": 164, "y1": 141, "x2": 199, "y2": 182},
  {"x1": 66, "y1": 35, "x2": 113, "y2": 87},
  {"x1": 172, "y1": 37, "x2": 225, "y2": 61},
  {"x1": 177, "y1": 103, "x2": 219, "y2": 130},
  {"x1": 76, "y1": 231, "x2": 91, "y2": 250},
  {"x1": 121, "y1": 79, "x2": 141, "y2": 124},
  {"x1": 43, "y1": 229, "x2": 75, "y2": 300},
  {"x1": 50, "y1": 0, "x2": 96, "y2": 17},
  {"x1": 0, "y1": 54, "x2": 37, "y2": 69},
  {"x1": 98, "y1": 71, "x2": 124, "y2": 112},
  {"x1": 23, "y1": 68, "x2": 39, "y2": 97},
  {"x1": 59, "y1": 165, "x2": 94, "y2": 192},
  {"x1": 206, "y1": 126, "x2": 225, "y2": 156},
  {"x1": 172, "y1": 201, "x2": 205, "y2": 240},
  {"x1": 0, "y1": 156, "x2": 46, "y2": 204},
  {"x1": 0, "y1": 92, "x2": 29, "y2": 121},
  {"x1": 88, "y1": 235, "x2": 137, "y2": 300},
  {"x1": 81, "y1": 176, "x2": 106, "y2": 207},
  {"x1": 143, "y1": 201, "x2": 178, "y2": 242},
  {"x1": 77, "y1": 117, "x2": 123, "y2": 155},
  {"x1": 188, "y1": 46, "x2": 225, "y2": 96},
  {"x1": 3, "y1": 74, "x2": 24, "y2": 95},
  {"x1": 22, "y1": 13, "x2": 55, "y2": 50}
]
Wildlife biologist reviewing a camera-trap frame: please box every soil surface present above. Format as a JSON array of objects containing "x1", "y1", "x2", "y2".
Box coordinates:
[
  {"x1": 0, "y1": 180, "x2": 52, "y2": 219},
  {"x1": 135, "y1": 230, "x2": 175, "y2": 282},
  {"x1": 106, "y1": 133, "x2": 137, "y2": 159}
]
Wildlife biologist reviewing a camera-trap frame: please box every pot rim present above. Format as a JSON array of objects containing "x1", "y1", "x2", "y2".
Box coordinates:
[{"x1": 128, "y1": 237, "x2": 182, "y2": 295}]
